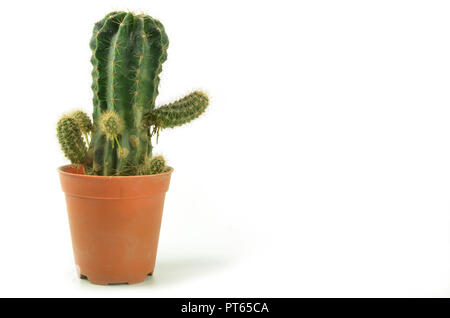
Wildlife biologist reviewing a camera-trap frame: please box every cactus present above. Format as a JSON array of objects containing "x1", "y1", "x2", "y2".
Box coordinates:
[{"x1": 56, "y1": 11, "x2": 209, "y2": 176}]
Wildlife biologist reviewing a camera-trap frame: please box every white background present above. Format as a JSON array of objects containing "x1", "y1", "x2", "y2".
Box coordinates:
[{"x1": 0, "y1": 0, "x2": 449, "y2": 297}]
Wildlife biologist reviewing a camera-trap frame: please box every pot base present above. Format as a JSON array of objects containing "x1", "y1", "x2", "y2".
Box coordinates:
[{"x1": 79, "y1": 271, "x2": 153, "y2": 285}]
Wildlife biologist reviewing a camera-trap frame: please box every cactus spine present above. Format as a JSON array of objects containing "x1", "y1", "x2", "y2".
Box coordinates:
[{"x1": 57, "y1": 11, "x2": 209, "y2": 176}]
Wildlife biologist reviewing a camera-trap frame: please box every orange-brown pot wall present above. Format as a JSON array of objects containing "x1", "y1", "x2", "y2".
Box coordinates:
[{"x1": 58, "y1": 165, "x2": 173, "y2": 285}]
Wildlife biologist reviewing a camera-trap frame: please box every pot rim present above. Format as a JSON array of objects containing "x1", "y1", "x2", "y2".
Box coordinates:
[{"x1": 57, "y1": 164, "x2": 174, "y2": 179}]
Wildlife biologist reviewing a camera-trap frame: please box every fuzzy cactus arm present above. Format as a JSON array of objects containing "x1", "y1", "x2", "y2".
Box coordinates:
[
  {"x1": 57, "y1": 116, "x2": 88, "y2": 164},
  {"x1": 146, "y1": 91, "x2": 209, "y2": 129}
]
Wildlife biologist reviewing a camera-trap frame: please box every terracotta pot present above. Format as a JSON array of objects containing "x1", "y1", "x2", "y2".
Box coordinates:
[{"x1": 58, "y1": 165, "x2": 173, "y2": 285}]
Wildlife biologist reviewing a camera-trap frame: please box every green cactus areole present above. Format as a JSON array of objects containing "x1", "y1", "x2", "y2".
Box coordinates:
[{"x1": 56, "y1": 11, "x2": 209, "y2": 176}]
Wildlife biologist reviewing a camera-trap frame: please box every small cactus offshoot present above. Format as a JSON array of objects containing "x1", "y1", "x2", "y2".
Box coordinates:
[
  {"x1": 136, "y1": 155, "x2": 167, "y2": 175},
  {"x1": 57, "y1": 116, "x2": 87, "y2": 164},
  {"x1": 56, "y1": 11, "x2": 209, "y2": 176},
  {"x1": 149, "y1": 155, "x2": 166, "y2": 174}
]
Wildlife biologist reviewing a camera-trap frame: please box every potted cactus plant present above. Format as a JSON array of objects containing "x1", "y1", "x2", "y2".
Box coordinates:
[{"x1": 57, "y1": 11, "x2": 209, "y2": 285}]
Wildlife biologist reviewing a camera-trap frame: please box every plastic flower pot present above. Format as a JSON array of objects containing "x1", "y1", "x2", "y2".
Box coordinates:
[{"x1": 58, "y1": 165, "x2": 173, "y2": 285}]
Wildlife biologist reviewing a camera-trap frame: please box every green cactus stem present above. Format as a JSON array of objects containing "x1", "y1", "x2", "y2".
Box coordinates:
[
  {"x1": 57, "y1": 116, "x2": 88, "y2": 164},
  {"x1": 88, "y1": 11, "x2": 169, "y2": 175}
]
